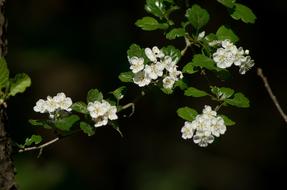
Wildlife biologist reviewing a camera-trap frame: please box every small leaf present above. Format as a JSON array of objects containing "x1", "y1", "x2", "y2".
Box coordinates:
[
  {"x1": 8, "y1": 73, "x2": 31, "y2": 96},
  {"x1": 161, "y1": 87, "x2": 173, "y2": 95},
  {"x1": 174, "y1": 80, "x2": 188, "y2": 90},
  {"x1": 191, "y1": 54, "x2": 217, "y2": 71},
  {"x1": 177, "y1": 107, "x2": 198, "y2": 121},
  {"x1": 166, "y1": 28, "x2": 186, "y2": 40},
  {"x1": 211, "y1": 86, "x2": 234, "y2": 100},
  {"x1": 145, "y1": 0, "x2": 166, "y2": 18},
  {"x1": 185, "y1": 4, "x2": 210, "y2": 30},
  {"x1": 71, "y1": 102, "x2": 88, "y2": 114},
  {"x1": 24, "y1": 135, "x2": 42, "y2": 147},
  {"x1": 184, "y1": 87, "x2": 209, "y2": 97},
  {"x1": 55, "y1": 115, "x2": 80, "y2": 131},
  {"x1": 112, "y1": 86, "x2": 127, "y2": 100},
  {"x1": 220, "y1": 114, "x2": 236, "y2": 126},
  {"x1": 87, "y1": 89, "x2": 103, "y2": 103},
  {"x1": 204, "y1": 33, "x2": 217, "y2": 42},
  {"x1": 0, "y1": 58, "x2": 9, "y2": 89},
  {"x1": 119, "y1": 71, "x2": 134, "y2": 83},
  {"x1": 29, "y1": 119, "x2": 44, "y2": 126},
  {"x1": 135, "y1": 17, "x2": 168, "y2": 31},
  {"x1": 161, "y1": 45, "x2": 181, "y2": 64},
  {"x1": 127, "y1": 44, "x2": 143, "y2": 58},
  {"x1": 225, "y1": 92, "x2": 250, "y2": 108},
  {"x1": 231, "y1": 3, "x2": 256, "y2": 24},
  {"x1": 219, "y1": 87, "x2": 234, "y2": 99},
  {"x1": 183, "y1": 63, "x2": 198, "y2": 74},
  {"x1": 216, "y1": 25, "x2": 239, "y2": 43},
  {"x1": 29, "y1": 119, "x2": 52, "y2": 129},
  {"x1": 80, "y1": 122, "x2": 95, "y2": 136},
  {"x1": 217, "y1": 0, "x2": 236, "y2": 8}
]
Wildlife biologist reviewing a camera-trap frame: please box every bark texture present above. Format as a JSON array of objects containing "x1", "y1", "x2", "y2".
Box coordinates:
[
  {"x1": 0, "y1": 107, "x2": 17, "y2": 190},
  {"x1": 0, "y1": 0, "x2": 17, "y2": 189}
]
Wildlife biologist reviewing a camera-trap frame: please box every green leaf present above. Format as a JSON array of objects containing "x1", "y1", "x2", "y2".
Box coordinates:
[
  {"x1": 220, "y1": 114, "x2": 236, "y2": 126},
  {"x1": 174, "y1": 80, "x2": 188, "y2": 90},
  {"x1": 219, "y1": 87, "x2": 234, "y2": 99},
  {"x1": 185, "y1": 4, "x2": 210, "y2": 30},
  {"x1": 191, "y1": 54, "x2": 217, "y2": 71},
  {"x1": 184, "y1": 87, "x2": 209, "y2": 97},
  {"x1": 55, "y1": 115, "x2": 80, "y2": 131},
  {"x1": 80, "y1": 122, "x2": 95, "y2": 136},
  {"x1": 216, "y1": 25, "x2": 239, "y2": 43},
  {"x1": 204, "y1": 33, "x2": 217, "y2": 42},
  {"x1": 8, "y1": 73, "x2": 31, "y2": 96},
  {"x1": 24, "y1": 135, "x2": 42, "y2": 146},
  {"x1": 161, "y1": 45, "x2": 181, "y2": 63},
  {"x1": 166, "y1": 28, "x2": 186, "y2": 40},
  {"x1": 231, "y1": 3, "x2": 256, "y2": 24},
  {"x1": 71, "y1": 102, "x2": 88, "y2": 114},
  {"x1": 0, "y1": 58, "x2": 9, "y2": 89},
  {"x1": 145, "y1": 0, "x2": 166, "y2": 18},
  {"x1": 119, "y1": 71, "x2": 134, "y2": 83},
  {"x1": 225, "y1": 92, "x2": 250, "y2": 108},
  {"x1": 211, "y1": 86, "x2": 234, "y2": 100},
  {"x1": 182, "y1": 62, "x2": 198, "y2": 74},
  {"x1": 217, "y1": 0, "x2": 236, "y2": 8},
  {"x1": 177, "y1": 107, "x2": 198, "y2": 121},
  {"x1": 161, "y1": 87, "x2": 173, "y2": 95},
  {"x1": 112, "y1": 86, "x2": 127, "y2": 100},
  {"x1": 127, "y1": 44, "x2": 143, "y2": 58},
  {"x1": 29, "y1": 119, "x2": 52, "y2": 129},
  {"x1": 135, "y1": 17, "x2": 168, "y2": 31},
  {"x1": 87, "y1": 89, "x2": 103, "y2": 103}
]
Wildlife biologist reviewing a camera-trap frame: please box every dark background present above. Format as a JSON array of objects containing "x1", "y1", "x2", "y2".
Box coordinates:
[{"x1": 5, "y1": 0, "x2": 287, "y2": 189}]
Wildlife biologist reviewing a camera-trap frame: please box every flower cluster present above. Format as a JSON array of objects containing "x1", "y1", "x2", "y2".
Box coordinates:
[
  {"x1": 33, "y1": 92, "x2": 73, "y2": 118},
  {"x1": 128, "y1": 46, "x2": 183, "y2": 89},
  {"x1": 212, "y1": 40, "x2": 254, "y2": 74},
  {"x1": 87, "y1": 100, "x2": 118, "y2": 127},
  {"x1": 181, "y1": 105, "x2": 226, "y2": 147}
]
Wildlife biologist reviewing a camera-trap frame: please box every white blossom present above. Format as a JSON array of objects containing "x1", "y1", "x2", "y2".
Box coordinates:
[
  {"x1": 212, "y1": 39, "x2": 254, "y2": 74},
  {"x1": 128, "y1": 56, "x2": 145, "y2": 73},
  {"x1": 145, "y1": 46, "x2": 164, "y2": 63},
  {"x1": 213, "y1": 47, "x2": 234, "y2": 69},
  {"x1": 193, "y1": 131, "x2": 215, "y2": 147},
  {"x1": 129, "y1": 46, "x2": 184, "y2": 89},
  {"x1": 87, "y1": 100, "x2": 118, "y2": 127},
  {"x1": 162, "y1": 76, "x2": 176, "y2": 89},
  {"x1": 239, "y1": 56, "x2": 255, "y2": 75},
  {"x1": 53, "y1": 92, "x2": 72, "y2": 112},
  {"x1": 162, "y1": 56, "x2": 175, "y2": 72},
  {"x1": 168, "y1": 66, "x2": 183, "y2": 80},
  {"x1": 33, "y1": 92, "x2": 73, "y2": 118},
  {"x1": 144, "y1": 63, "x2": 164, "y2": 80},
  {"x1": 180, "y1": 105, "x2": 227, "y2": 147},
  {"x1": 133, "y1": 71, "x2": 151, "y2": 87},
  {"x1": 181, "y1": 121, "x2": 195, "y2": 139},
  {"x1": 33, "y1": 99, "x2": 46, "y2": 113}
]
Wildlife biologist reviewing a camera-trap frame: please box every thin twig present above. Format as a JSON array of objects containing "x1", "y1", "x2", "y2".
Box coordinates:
[
  {"x1": 257, "y1": 68, "x2": 287, "y2": 124},
  {"x1": 181, "y1": 36, "x2": 191, "y2": 56},
  {"x1": 18, "y1": 137, "x2": 60, "y2": 153},
  {"x1": 120, "y1": 102, "x2": 135, "y2": 117}
]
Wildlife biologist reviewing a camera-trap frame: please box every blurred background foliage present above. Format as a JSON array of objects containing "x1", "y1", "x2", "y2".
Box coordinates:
[{"x1": 5, "y1": 0, "x2": 287, "y2": 189}]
